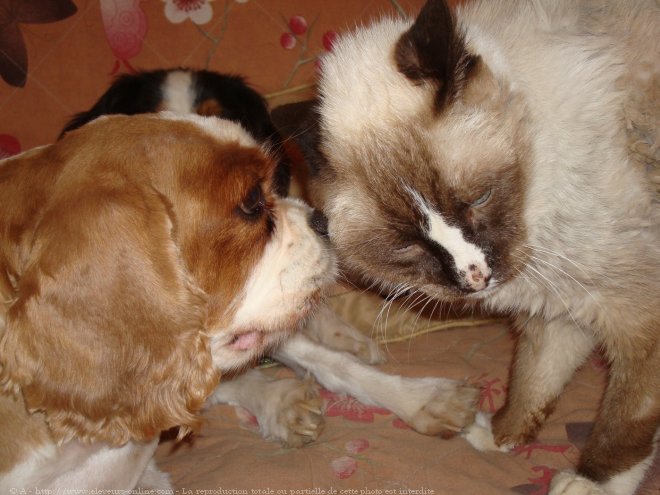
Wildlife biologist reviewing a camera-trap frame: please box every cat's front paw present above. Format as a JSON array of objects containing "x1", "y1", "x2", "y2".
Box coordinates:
[
  {"x1": 402, "y1": 378, "x2": 479, "y2": 436},
  {"x1": 549, "y1": 471, "x2": 606, "y2": 495},
  {"x1": 462, "y1": 411, "x2": 514, "y2": 452}
]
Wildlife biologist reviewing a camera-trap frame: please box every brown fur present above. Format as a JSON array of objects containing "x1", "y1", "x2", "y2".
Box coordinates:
[
  {"x1": 0, "y1": 394, "x2": 52, "y2": 472},
  {"x1": 196, "y1": 98, "x2": 223, "y2": 117},
  {"x1": 0, "y1": 115, "x2": 278, "y2": 446}
]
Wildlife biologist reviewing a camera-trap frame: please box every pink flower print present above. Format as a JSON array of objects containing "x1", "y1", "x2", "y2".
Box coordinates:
[
  {"x1": 331, "y1": 456, "x2": 357, "y2": 480},
  {"x1": 511, "y1": 466, "x2": 557, "y2": 495},
  {"x1": 280, "y1": 32, "x2": 296, "y2": 50},
  {"x1": 163, "y1": 0, "x2": 213, "y2": 25},
  {"x1": 527, "y1": 465, "x2": 557, "y2": 495},
  {"x1": 279, "y1": 15, "x2": 308, "y2": 50},
  {"x1": 234, "y1": 406, "x2": 260, "y2": 433},
  {"x1": 322, "y1": 30, "x2": 337, "y2": 51},
  {"x1": 475, "y1": 373, "x2": 505, "y2": 413},
  {"x1": 101, "y1": 0, "x2": 147, "y2": 74},
  {"x1": 589, "y1": 352, "x2": 609, "y2": 372},
  {"x1": 321, "y1": 389, "x2": 391, "y2": 422},
  {"x1": 345, "y1": 438, "x2": 370, "y2": 454},
  {"x1": 289, "y1": 15, "x2": 307, "y2": 36},
  {"x1": 392, "y1": 417, "x2": 412, "y2": 430},
  {"x1": 0, "y1": 134, "x2": 21, "y2": 159}
]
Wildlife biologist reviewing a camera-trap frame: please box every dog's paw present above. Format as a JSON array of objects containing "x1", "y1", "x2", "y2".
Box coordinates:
[
  {"x1": 257, "y1": 377, "x2": 325, "y2": 448},
  {"x1": 462, "y1": 411, "x2": 514, "y2": 452},
  {"x1": 400, "y1": 377, "x2": 479, "y2": 436},
  {"x1": 305, "y1": 306, "x2": 386, "y2": 364},
  {"x1": 330, "y1": 331, "x2": 385, "y2": 365},
  {"x1": 549, "y1": 471, "x2": 606, "y2": 495}
]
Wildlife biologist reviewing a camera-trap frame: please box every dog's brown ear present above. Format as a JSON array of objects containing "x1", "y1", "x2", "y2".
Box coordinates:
[
  {"x1": 0, "y1": 162, "x2": 219, "y2": 445},
  {"x1": 395, "y1": 0, "x2": 478, "y2": 110}
]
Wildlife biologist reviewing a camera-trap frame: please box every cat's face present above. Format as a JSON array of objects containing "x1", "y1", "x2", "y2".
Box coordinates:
[{"x1": 307, "y1": 0, "x2": 529, "y2": 300}]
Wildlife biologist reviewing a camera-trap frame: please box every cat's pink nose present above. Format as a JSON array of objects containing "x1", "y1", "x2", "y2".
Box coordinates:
[{"x1": 467, "y1": 264, "x2": 491, "y2": 291}]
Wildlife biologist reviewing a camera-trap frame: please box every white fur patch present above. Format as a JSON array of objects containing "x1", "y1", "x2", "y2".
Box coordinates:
[
  {"x1": 409, "y1": 188, "x2": 491, "y2": 291},
  {"x1": 462, "y1": 411, "x2": 512, "y2": 452},
  {"x1": 211, "y1": 198, "x2": 336, "y2": 371},
  {"x1": 549, "y1": 471, "x2": 606, "y2": 495},
  {"x1": 0, "y1": 439, "x2": 163, "y2": 491},
  {"x1": 156, "y1": 111, "x2": 258, "y2": 149},
  {"x1": 161, "y1": 70, "x2": 195, "y2": 114},
  {"x1": 0, "y1": 443, "x2": 57, "y2": 492},
  {"x1": 603, "y1": 442, "x2": 658, "y2": 495}
]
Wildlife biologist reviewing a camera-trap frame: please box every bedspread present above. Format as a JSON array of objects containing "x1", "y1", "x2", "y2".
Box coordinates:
[{"x1": 155, "y1": 290, "x2": 660, "y2": 494}]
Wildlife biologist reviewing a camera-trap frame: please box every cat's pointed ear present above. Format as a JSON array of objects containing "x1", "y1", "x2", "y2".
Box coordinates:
[{"x1": 395, "y1": 0, "x2": 477, "y2": 109}]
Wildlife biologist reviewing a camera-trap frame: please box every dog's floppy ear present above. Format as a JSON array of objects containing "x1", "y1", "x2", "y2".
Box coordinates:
[
  {"x1": 395, "y1": 0, "x2": 478, "y2": 110},
  {"x1": 0, "y1": 150, "x2": 218, "y2": 445}
]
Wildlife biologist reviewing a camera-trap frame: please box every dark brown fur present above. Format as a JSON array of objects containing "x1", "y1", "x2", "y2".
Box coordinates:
[{"x1": 0, "y1": 115, "x2": 278, "y2": 445}]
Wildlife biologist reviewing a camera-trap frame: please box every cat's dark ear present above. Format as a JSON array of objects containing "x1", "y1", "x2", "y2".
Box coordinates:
[
  {"x1": 271, "y1": 99, "x2": 328, "y2": 178},
  {"x1": 395, "y1": 0, "x2": 477, "y2": 110}
]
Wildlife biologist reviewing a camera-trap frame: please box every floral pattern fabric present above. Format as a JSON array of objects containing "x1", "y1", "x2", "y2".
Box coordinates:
[
  {"x1": 0, "y1": 0, "x2": 77, "y2": 87},
  {"x1": 154, "y1": 316, "x2": 659, "y2": 494},
  {"x1": 0, "y1": 0, "x2": 426, "y2": 153}
]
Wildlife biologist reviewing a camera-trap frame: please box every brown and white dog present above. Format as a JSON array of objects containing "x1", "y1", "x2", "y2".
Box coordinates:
[
  {"x1": 302, "y1": 0, "x2": 660, "y2": 494},
  {"x1": 0, "y1": 112, "x2": 334, "y2": 489},
  {"x1": 57, "y1": 68, "x2": 480, "y2": 450}
]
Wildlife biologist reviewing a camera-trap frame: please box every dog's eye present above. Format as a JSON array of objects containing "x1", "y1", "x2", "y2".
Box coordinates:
[
  {"x1": 238, "y1": 186, "x2": 265, "y2": 219},
  {"x1": 471, "y1": 188, "x2": 492, "y2": 207}
]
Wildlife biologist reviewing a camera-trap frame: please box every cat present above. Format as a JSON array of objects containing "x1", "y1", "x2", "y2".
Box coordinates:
[{"x1": 299, "y1": 0, "x2": 660, "y2": 493}]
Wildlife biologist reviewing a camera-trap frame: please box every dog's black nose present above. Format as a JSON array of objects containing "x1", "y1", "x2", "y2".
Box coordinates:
[{"x1": 309, "y1": 209, "x2": 329, "y2": 236}]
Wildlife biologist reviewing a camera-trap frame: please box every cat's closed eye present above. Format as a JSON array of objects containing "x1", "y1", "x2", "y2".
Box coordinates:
[
  {"x1": 470, "y1": 188, "x2": 492, "y2": 207},
  {"x1": 393, "y1": 243, "x2": 426, "y2": 259}
]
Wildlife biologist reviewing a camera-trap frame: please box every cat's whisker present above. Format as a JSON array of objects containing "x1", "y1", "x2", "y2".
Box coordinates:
[
  {"x1": 384, "y1": 283, "x2": 413, "y2": 332},
  {"x1": 520, "y1": 260, "x2": 585, "y2": 332},
  {"x1": 412, "y1": 293, "x2": 436, "y2": 330},
  {"x1": 374, "y1": 282, "x2": 409, "y2": 339},
  {"x1": 427, "y1": 296, "x2": 442, "y2": 327},
  {"x1": 400, "y1": 289, "x2": 426, "y2": 315},
  {"x1": 526, "y1": 254, "x2": 605, "y2": 311},
  {"x1": 525, "y1": 243, "x2": 623, "y2": 288},
  {"x1": 516, "y1": 246, "x2": 607, "y2": 312}
]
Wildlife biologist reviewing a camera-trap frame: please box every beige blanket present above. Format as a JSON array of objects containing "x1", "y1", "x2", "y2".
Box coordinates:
[{"x1": 156, "y1": 291, "x2": 659, "y2": 494}]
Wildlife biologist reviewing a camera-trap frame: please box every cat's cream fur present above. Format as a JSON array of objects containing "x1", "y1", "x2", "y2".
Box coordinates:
[{"x1": 306, "y1": 1, "x2": 660, "y2": 493}]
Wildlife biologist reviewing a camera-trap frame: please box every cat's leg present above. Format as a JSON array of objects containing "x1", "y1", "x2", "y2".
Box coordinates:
[
  {"x1": 550, "y1": 335, "x2": 660, "y2": 495},
  {"x1": 276, "y1": 333, "x2": 478, "y2": 436},
  {"x1": 206, "y1": 368, "x2": 324, "y2": 448},
  {"x1": 303, "y1": 304, "x2": 386, "y2": 365},
  {"x1": 465, "y1": 314, "x2": 594, "y2": 451}
]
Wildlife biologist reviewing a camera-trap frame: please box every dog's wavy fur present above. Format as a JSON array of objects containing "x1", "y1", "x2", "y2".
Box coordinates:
[
  {"x1": 0, "y1": 113, "x2": 333, "y2": 489},
  {"x1": 307, "y1": 0, "x2": 659, "y2": 493}
]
